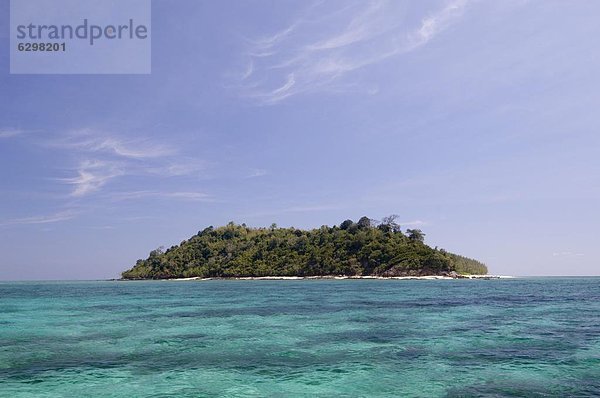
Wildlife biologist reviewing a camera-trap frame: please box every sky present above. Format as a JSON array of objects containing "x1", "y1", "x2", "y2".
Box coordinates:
[{"x1": 0, "y1": 0, "x2": 599, "y2": 279}]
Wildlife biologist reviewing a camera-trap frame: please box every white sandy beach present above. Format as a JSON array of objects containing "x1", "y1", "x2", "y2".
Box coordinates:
[{"x1": 163, "y1": 275, "x2": 514, "y2": 281}]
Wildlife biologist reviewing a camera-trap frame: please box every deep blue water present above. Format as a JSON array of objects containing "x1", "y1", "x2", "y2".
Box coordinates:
[{"x1": 1, "y1": 278, "x2": 599, "y2": 397}]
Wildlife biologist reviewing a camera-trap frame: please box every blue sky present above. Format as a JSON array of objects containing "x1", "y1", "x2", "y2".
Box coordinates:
[{"x1": 1, "y1": 0, "x2": 599, "y2": 279}]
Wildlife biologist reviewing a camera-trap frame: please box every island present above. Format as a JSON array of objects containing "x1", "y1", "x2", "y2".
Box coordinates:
[{"x1": 121, "y1": 216, "x2": 488, "y2": 280}]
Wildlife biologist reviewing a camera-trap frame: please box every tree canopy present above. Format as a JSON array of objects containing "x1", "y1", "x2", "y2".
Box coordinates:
[{"x1": 121, "y1": 216, "x2": 487, "y2": 279}]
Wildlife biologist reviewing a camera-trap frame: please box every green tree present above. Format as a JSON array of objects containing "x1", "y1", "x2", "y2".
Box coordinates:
[
  {"x1": 407, "y1": 229, "x2": 425, "y2": 243},
  {"x1": 357, "y1": 216, "x2": 372, "y2": 230},
  {"x1": 340, "y1": 219, "x2": 354, "y2": 230},
  {"x1": 121, "y1": 217, "x2": 486, "y2": 279},
  {"x1": 379, "y1": 214, "x2": 401, "y2": 233}
]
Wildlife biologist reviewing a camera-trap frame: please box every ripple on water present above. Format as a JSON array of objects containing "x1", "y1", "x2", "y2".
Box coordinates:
[{"x1": 1, "y1": 278, "x2": 599, "y2": 397}]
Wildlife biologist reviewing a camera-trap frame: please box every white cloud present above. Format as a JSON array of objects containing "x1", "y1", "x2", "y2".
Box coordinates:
[
  {"x1": 166, "y1": 192, "x2": 212, "y2": 201},
  {"x1": 61, "y1": 160, "x2": 123, "y2": 197},
  {"x1": 94, "y1": 137, "x2": 173, "y2": 159},
  {"x1": 56, "y1": 130, "x2": 174, "y2": 159},
  {"x1": 108, "y1": 190, "x2": 212, "y2": 202},
  {"x1": 236, "y1": 0, "x2": 471, "y2": 104},
  {"x1": 247, "y1": 168, "x2": 268, "y2": 178},
  {"x1": 552, "y1": 251, "x2": 585, "y2": 257},
  {"x1": 406, "y1": 0, "x2": 469, "y2": 50},
  {"x1": 249, "y1": 22, "x2": 299, "y2": 52},
  {"x1": 51, "y1": 130, "x2": 209, "y2": 198},
  {"x1": 400, "y1": 220, "x2": 427, "y2": 227},
  {"x1": 0, "y1": 209, "x2": 78, "y2": 226},
  {"x1": 143, "y1": 159, "x2": 207, "y2": 177},
  {"x1": 0, "y1": 129, "x2": 24, "y2": 139}
]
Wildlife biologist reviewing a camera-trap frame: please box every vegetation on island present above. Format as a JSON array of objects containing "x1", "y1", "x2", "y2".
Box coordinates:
[{"x1": 121, "y1": 216, "x2": 487, "y2": 279}]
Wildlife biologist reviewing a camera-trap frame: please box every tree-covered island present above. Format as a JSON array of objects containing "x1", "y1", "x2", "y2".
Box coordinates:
[{"x1": 121, "y1": 216, "x2": 487, "y2": 279}]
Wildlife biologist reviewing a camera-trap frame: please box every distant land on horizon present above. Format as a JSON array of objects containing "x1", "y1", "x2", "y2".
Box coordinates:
[{"x1": 121, "y1": 216, "x2": 487, "y2": 280}]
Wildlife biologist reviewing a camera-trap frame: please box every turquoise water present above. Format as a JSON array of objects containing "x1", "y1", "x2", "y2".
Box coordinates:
[{"x1": 1, "y1": 279, "x2": 599, "y2": 397}]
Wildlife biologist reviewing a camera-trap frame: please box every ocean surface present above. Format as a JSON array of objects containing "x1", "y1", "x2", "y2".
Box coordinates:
[{"x1": 1, "y1": 278, "x2": 599, "y2": 397}]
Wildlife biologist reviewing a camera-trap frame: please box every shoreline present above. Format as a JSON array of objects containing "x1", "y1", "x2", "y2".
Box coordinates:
[{"x1": 130, "y1": 274, "x2": 514, "y2": 282}]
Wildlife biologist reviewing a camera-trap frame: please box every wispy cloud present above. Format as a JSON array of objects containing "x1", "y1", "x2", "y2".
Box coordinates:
[
  {"x1": 55, "y1": 129, "x2": 175, "y2": 159},
  {"x1": 60, "y1": 160, "x2": 123, "y2": 197},
  {"x1": 399, "y1": 220, "x2": 427, "y2": 227},
  {"x1": 552, "y1": 251, "x2": 585, "y2": 257},
  {"x1": 6, "y1": 128, "x2": 214, "y2": 227},
  {"x1": 51, "y1": 129, "x2": 208, "y2": 198},
  {"x1": 0, "y1": 129, "x2": 24, "y2": 139},
  {"x1": 142, "y1": 159, "x2": 208, "y2": 177},
  {"x1": 0, "y1": 210, "x2": 78, "y2": 227},
  {"x1": 236, "y1": 0, "x2": 470, "y2": 104},
  {"x1": 86, "y1": 225, "x2": 116, "y2": 230},
  {"x1": 166, "y1": 192, "x2": 212, "y2": 201},
  {"x1": 406, "y1": 0, "x2": 469, "y2": 51},
  {"x1": 108, "y1": 190, "x2": 212, "y2": 202},
  {"x1": 247, "y1": 168, "x2": 268, "y2": 178}
]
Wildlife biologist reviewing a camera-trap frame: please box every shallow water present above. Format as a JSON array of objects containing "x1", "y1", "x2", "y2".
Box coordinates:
[{"x1": 1, "y1": 278, "x2": 599, "y2": 397}]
